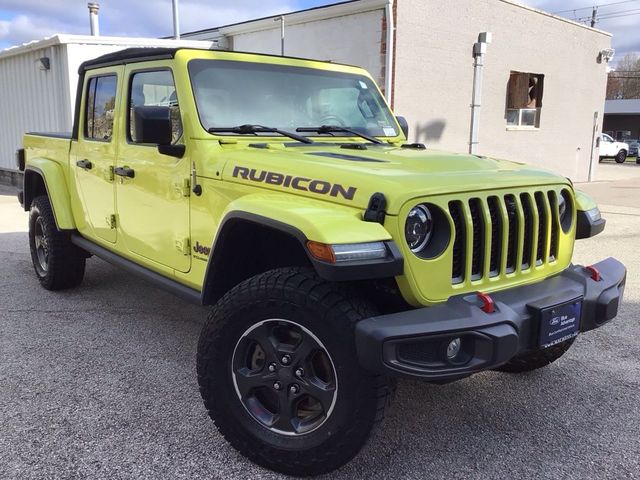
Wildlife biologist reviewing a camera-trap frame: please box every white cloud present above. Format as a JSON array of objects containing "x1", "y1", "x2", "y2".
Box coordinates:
[
  {"x1": 0, "y1": 0, "x2": 298, "y2": 49},
  {"x1": 520, "y1": 0, "x2": 640, "y2": 62},
  {"x1": 0, "y1": 14, "x2": 72, "y2": 47},
  {"x1": 2, "y1": 0, "x2": 639, "y2": 63}
]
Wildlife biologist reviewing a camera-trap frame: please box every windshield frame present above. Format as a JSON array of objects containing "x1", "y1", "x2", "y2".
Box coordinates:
[{"x1": 187, "y1": 58, "x2": 402, "y2": 142}]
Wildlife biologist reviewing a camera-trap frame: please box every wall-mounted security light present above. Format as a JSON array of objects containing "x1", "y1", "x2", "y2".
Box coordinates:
[
  {"x1": 37, "y1": 57, "x2": 50, "y2": 71},
  {"x1": 599, "y1": 48, "x2": 615, "y2": 63}
]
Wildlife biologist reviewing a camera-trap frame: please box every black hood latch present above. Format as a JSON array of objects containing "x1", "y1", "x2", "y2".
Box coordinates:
[{"x1": 363, "y1": 192, "x2": 387, "y2": 224}]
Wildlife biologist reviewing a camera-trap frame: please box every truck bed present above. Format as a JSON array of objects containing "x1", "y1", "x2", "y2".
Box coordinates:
[
  {"x1": 26, "y1": 132, "x2": 72, "y2": 140},
  {"x1": 23, "y1": 132, "x2": 72, "y2": 182}
]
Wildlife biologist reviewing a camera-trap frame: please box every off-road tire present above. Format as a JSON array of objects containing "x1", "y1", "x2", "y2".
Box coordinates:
[
  {"x1": 28, "y1": 195, "x2": 86, "y2": 290},
  {"x1": 615, "y1": 150, "x2": 627, "y2": 163},
  {"x1": 197, "y1": 267, "x2": 393, "y2": 476},
  {"x1": 494, "y1": 338, "x2": 575, "y2": 373}
]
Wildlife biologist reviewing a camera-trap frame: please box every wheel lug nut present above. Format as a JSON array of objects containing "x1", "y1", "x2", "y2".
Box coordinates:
[
  {"x1": 273, "y1": 381, "x2": 282, "y2": 391},
  {"x1": 268, "y1": 363, "x2": 277, "y2": 373},
  {"x1": 295, "y1": 368, "x2": 304, "y2": 377},
  {"x1": 281, "y1": 355, "x2": 291, "y2": 365},
  {"x1": 290, "y1": 384, "x2": 300, "y2": 394}
]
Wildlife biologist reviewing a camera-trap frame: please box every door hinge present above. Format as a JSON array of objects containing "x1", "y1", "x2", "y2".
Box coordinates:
[
  {"x1": 176, "y1": 237, "x2": 191, "y2": 255},
  {"x1": 182, "y1": 178, "x2": 191, "y2": 197},
  {"x1": 107, "y1": 214, "x2": 117, "y2": 229},
  {"x1": 107, "y1": 166, "x2": 115, "y2": 182}
]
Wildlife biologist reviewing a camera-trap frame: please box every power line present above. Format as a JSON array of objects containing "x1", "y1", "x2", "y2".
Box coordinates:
[
  {"x1": 597, "y1": 6, "x2": 640, "y2": 14},
  {"x1": 576, "y1": 8, "x2": 640, "y2": 20},
  {"x1": 597, "y1": 10, "x2": 640, "y2": 19},
  {"x1": 553, "y1": 0, "x2": 639, "y2": 14}
]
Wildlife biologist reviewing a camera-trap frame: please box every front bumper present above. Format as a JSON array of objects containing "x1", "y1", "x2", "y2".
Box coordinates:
[{"x1": 356, "y1": 258, "x2": 626, "y2": 382}]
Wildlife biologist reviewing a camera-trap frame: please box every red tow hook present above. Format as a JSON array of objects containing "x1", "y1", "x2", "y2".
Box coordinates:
[
  {"x1": 477, "y1": 292, "x2": 495, "y2": 314},
  {"x1": 585, "y1": 265, "x2": 602, "y2": 282}
]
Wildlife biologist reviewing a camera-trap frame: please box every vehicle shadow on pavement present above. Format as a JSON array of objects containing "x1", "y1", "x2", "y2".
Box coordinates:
[{"x1": 1, "y1": 230, "x2": 638, "y2": 480}]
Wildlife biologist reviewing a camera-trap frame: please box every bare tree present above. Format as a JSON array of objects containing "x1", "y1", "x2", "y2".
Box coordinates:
[{"x1": 607, "y1": 53, "x2": 640, "y2": 99}]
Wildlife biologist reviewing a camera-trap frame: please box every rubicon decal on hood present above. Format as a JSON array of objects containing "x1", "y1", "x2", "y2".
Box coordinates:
[{"x1": 232, "y1": 166, "x2": 357, "y2": 200}]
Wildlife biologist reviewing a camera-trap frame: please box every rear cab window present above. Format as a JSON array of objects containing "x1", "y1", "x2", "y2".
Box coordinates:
[{"x1": 84, "y1": 75, "x2": 118, "y2": 142}]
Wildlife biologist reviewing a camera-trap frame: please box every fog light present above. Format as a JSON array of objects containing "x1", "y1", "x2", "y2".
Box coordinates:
[{"x1": 446, "y1": 338, "x2": 462, "y2": 360}]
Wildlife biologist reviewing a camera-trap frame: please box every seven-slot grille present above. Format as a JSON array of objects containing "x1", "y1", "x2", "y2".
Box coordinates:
[{"x1": 448, "y1": 190, "x2": 562, "y2": 284}]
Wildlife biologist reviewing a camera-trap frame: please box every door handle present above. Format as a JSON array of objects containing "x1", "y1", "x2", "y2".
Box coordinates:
[
  {"x1": 76, "y1": 159, "x2": 93, "y2": 170},
  {"x1": 114, "y1": 166, "x2": 135, "y2": 179}
]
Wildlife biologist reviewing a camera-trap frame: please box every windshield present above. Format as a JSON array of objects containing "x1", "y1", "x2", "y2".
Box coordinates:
[{"x1": 188, "y1": 59, "x2": 399, "y2": 138}]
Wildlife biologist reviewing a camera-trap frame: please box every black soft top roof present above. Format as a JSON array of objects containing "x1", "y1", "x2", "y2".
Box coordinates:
[
  {"x1": 78, "y1": 47, "x2": 184, "y2": 73},
  {"x1": 78, "y1": 46, "x2": 356, "y2": 74}
]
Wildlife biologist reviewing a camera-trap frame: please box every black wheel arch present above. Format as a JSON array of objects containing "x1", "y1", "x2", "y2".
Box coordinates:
[
  {"x1": 201, "y1": 212, "x2": 312, "y2": 305},
  {"x1": 200, "y1": 212, "x2": 404, "y2": 306},
  {"x1": 22, "y1": 167, "x2": 48, "y2": 212}
]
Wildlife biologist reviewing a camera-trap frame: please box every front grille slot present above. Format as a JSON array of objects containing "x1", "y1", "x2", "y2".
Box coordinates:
[
  {"x1": 534, "y1": 192, "x2": 548, "y2": 265},
  {"x1": 487, "y1": 196, "x2": 502, "y2": 276},
  {"x1": 519, "y1": 193, "x2": 534, "y2": 269},
  {"x1": 504, "y1": 194, "x2": 519, "y2": 273},
  {"x1": 547, "y1": 191, "x2": 559, "y2": 261},
  {"x1": 447, "y1": 189, "x2": 563, "y2": 284},
  {"x1": 449, "y1": 201, "x2": 466, "y2": 283},
  {"x1": 469, "y1": 198, "x2": 484, "y2": 280}
]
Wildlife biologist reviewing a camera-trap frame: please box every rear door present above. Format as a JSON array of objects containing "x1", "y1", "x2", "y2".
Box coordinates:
[
  {"x1": 115, "y1": 66, "x2": 191, "y2": 273},
  {"x1": 71, "y1": 67, "x2": 122, "y2": 243}
]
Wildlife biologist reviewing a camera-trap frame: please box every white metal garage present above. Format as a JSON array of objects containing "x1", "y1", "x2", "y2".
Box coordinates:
[{"x1": 0, "y1": 35, "x2": 212, "y2": 176}]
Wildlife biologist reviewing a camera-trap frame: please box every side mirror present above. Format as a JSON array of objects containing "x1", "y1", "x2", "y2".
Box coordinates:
[
  {"x1": 396, "y1": 116, "x2": 409, "y2": 138},
  {"x1": 133, "y1": 106, "x2": 172, "y2": 145}
]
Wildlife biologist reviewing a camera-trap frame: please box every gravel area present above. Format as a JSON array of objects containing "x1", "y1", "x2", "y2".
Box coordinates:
[{"x1": 0, "y1": 171, "x2": 638, "y2": 479}]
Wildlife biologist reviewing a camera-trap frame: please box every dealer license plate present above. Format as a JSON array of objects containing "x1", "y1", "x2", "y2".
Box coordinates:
[{"x1": 539, "y1": 299, "x2": 582, "y2": 349}]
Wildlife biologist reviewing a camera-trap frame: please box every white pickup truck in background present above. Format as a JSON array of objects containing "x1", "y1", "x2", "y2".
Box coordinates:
[{"x1": 599, "y1": 134, "x2": 629, "y2": 163}]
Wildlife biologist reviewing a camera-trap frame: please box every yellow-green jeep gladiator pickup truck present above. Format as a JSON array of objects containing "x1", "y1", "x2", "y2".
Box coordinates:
[{"x1": 17, "y1": 47, "x2": 626, "y2": 476}]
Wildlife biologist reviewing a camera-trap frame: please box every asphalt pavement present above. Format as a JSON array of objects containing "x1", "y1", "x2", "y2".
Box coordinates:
[{"x1": 0, "y1": 165, "x2": 639, "y2": 479}]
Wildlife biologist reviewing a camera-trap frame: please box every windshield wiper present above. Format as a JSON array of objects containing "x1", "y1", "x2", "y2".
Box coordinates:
[
  {"x1": 296, "y1": 125, "x2": 384, "y2": 144},
  {"x1": 208, "y1": 124, "x2": 314, "y2": 144}
]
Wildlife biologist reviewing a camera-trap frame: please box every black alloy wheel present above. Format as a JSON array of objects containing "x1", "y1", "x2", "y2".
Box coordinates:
[{"x1": 231, "y1": 318, "x2": 338, "y2": 436}]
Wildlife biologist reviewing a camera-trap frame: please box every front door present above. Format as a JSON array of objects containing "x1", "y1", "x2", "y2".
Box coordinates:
[
  {"x1": 115, "y1": 67, "x2": 191, "y2": 273},
  {"x1": 72, "y1": 68, "x2": 122, "y2": 243}
]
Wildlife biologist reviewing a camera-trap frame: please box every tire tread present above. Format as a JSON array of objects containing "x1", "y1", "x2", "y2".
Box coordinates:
[
  {"x1": 495, "y1": 338, "x2": 575, "y2": 373},
  {"x1": 197, "y1": 267, "x2": 392, "y2": 476},
  {"x1": 29, "y1": 195, "x2": 85, "y2": 290}
]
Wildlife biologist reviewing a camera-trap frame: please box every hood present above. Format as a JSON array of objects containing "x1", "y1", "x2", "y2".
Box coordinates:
[{"x1": 218, "y1": 142, "x2": 570, "y2": 214}]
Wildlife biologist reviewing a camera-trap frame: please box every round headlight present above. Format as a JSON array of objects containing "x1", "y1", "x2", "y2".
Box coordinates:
[{"x1": 405, "y1": 205, "x2": 433, "y2": 252}]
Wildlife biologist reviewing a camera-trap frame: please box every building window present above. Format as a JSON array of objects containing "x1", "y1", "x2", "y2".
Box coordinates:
[
  {"x1": 85, "y1": 75, "x2": 117, "y2": 141},
  {"x1": 506, "y1": 72, "x2": 544, "y2": 128}
]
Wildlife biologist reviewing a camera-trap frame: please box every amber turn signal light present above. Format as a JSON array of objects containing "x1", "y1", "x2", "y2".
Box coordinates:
[{"x1": 307, "y1": 241, "x2": 336, "y2": 263}]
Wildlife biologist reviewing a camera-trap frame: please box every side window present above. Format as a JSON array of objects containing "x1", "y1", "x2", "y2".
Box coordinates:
[
  {"x1": 129, "y1": 70, "x2": 183, "y2": 144},
  {"x1": 85, "y1": 75, "x2": 117, "y2": 141}
]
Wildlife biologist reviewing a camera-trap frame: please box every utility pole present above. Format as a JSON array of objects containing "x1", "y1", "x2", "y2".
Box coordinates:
[
  {"x1": 590, "y1": 6, "x2": 597, "y2": 28},
  {"x1": 172, "y1": 0, "x2": 180, "y2": 39}
]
